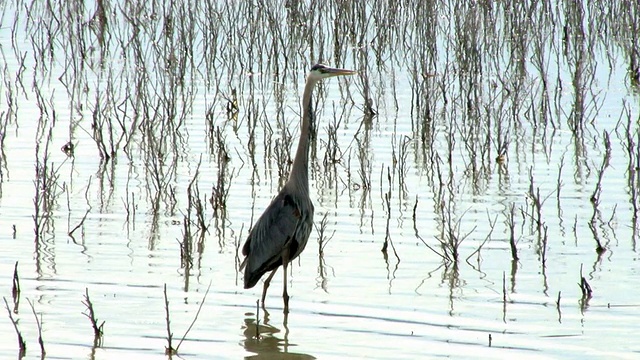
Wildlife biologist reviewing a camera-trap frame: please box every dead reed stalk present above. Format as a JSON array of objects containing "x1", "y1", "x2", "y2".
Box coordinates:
[
  {"x1": 506, "y1": 203, "x2": 519, "y2": 261},
  {"x1": 27, "y1": 298, "x2": 45, "y2": 357},
  {"x1": 380, "y1": 166, "x2": 400, "y2": 262},
  {"x1": 82, "y1": 288, "x2": 104, "y2": 346},
  {"x1": 164, "y1": 284, "x2": 176, "y2": 356},
  {"x1": 163, "y1": 282, "x2": 211, "y2": 355},
  {"x1": 578, "y1": 264, "x2": 593, "y2": 312},
  {"x1": 12, "y1": 261, "x2": 20, "y2": 311},
  {"x1": 68, "y1": 176, "x2": 93, "y2": 243},
  {"x1": 3, "y1": 297, "x2": 26, "y2": 357}
]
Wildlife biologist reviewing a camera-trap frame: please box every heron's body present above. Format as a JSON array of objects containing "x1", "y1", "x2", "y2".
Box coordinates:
[
  {"x1": 242, "y1": 190, "x2": 313, "y2": 289},
  {"x1": 240, "y1": 63, "x2": 355, "y2": 313}
]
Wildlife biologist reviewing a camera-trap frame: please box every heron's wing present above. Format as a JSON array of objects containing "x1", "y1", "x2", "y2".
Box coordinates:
[{"x1": 241, "y1": 191, "x2": 306, "y2": 288}]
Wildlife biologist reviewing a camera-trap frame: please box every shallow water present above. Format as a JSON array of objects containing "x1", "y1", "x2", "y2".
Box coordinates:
[{"x1": 1, "y1": 0, "x2": 640, "y2": 359}]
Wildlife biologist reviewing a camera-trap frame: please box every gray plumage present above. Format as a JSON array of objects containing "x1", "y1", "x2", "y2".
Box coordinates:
[
  {"x1": 240, "y1": 63, "x2": 356, "y2": 313},
  {"x1": 242, "y1": 191, "x2": 313, "y2": 289}
]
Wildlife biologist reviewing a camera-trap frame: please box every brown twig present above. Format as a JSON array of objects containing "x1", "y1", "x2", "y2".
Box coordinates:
[
  {"x1": 3, "y1": 297, "x2": 26, "y2": 357},
  {"x1": 164, "y1": 284, "x2": 176, "y2": 356},
  {"x1": 27, "y1": 298, "x2": 45, "y2": 357},
  {"x1": 82, "y1": 288, "x2": 105, "y2": 345}
]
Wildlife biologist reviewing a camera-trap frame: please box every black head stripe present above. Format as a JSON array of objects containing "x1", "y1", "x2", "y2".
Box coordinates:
[{"x1": 310, "y1": 63, "x2": 325, "y2": 72}]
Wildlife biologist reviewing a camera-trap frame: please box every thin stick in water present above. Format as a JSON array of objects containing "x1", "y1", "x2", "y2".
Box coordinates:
[
  {"x1": 3, "y1": 297, "x2": 26, "y2": 357},
  {"x1": 27, "y1": 298, "x2": 45, "y2": 357}
]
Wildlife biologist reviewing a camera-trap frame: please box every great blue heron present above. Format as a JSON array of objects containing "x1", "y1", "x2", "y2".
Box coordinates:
[{"x1": 240, "y1": 63, "x2": 357, "y2": 314}]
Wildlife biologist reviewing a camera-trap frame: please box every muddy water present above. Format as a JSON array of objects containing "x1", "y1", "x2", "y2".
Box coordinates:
[{"x1": 1, "y1": 1, "x2": 639, "y2": 359}]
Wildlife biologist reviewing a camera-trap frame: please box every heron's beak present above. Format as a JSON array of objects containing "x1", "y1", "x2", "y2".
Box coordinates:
[{"x1": 324, "y1": 67, "x2": 357, "y2": 76}]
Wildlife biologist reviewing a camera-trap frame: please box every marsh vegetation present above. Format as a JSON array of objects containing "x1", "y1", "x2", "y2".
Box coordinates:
[{"x1": 1, "y1": 0, "x2": 639, "y2": 358}]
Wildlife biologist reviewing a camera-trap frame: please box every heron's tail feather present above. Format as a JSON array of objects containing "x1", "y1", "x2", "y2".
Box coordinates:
[
  {"x1": 241, "y1": 257, "x2": 263, "y2": 289},
  {"x1": 244, "y1": 270, "x2": 262, "y2": 289}
]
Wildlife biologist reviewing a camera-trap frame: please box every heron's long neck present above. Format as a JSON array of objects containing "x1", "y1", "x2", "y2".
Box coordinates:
[{"x1": 288, "y1": 77, "x2": 316, "y2": 193}]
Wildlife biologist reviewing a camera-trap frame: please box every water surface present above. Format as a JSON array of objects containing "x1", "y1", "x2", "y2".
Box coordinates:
[{"x1": 1, "y1": 0, "x2": 639, "y2": 359}]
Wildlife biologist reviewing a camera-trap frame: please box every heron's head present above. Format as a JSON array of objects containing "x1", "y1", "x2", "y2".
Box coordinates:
[{"x1": 308, "y1": 63, "x2": 357, "y2": 82}]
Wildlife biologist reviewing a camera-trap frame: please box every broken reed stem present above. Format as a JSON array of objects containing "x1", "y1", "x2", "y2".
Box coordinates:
[
  {"x1": 507, "y1": 203, "x2": 519, "y2": 261},
  {"x1": 69, "y1": 176, "x2": 93, "y2": 242},
  {"x1": 159, "y1": 281, "x2": 212, "y2": 354},
  {"x1": 382, "y1": 192, "x2": 391, "y2": 254},
  {"x1": 579, "y1": 276, "x2": 593, "y2": 298},
  {"x1": 528, "y1": 167, "x2": 543, "y2": 235},
  {"x1": 69, "y1": 209, "x2": 91, "y2": 243},
  {"x1": 186, "y1": 156, "x2": 204, "y2": 228},
  {"x1": 411, "y1": 195, "x2": 449, "y2": 260},
  {"x1": 556, "y1": 290, "x2": 563, "y2": 323},
  {"x1": 3, "y1": 297, "x2": 26, "y2": 357},
  {"x1": 315, "y1": 212, "x2": 334, "y2": 256},
  {"x1": 381, "y1": 166, "x2": 391, "y2": 254},
  {"x1": 397, "y1": 135, "x2": 411, "y2": 197},
  {"x1": 164, "y1": 284, "x2": 176, "y2": 356},
  {"x1": 541, "y1": 224, "x2": 548, "y2": 267},
  {"x1": 465, "y1": 211, "x2": 497, "y2": 264},
  {"x1": 180, "y1": 214, "x2": 193, "y2": 270},
  {"x1": 381, "y1": 166, "x2": 400, "y2": 261},
  {"x1": 578, "y1": 263, "x2": 593, "y2": 313},
  {"x1": 175, "y1": 281, "x2": 212, "y2": 352},
  {"x1": 211, "y1": 128, "x2": 234, "y2": 220},
  {"x1": 556, "y1": 155, "x2": 564, "y2": 204},
  {"x1": 12, "y1": 261, "x2": 20, "y2": 304},
  {"x1": 502, "y1": 271, "x2": 507, "y2": 323},
  {"x1": 357, "y1": 137, "x2": 372, "y2": 191},
  {"x1": 622, "y1": 102, "x2": 639, "y2": 223},
  {"x1": 315, "y1": 213, "x2": 334, "y2": 286},
  {"x1": 82, "y1": 288, "x2": 104, "y2": 343},
  {"x1": 502, "y1": 271, "x2": 506, "y2": 303},
  {"x1": 588, "y1": 131, "x2": 612, "y2": 254},
  {"x1": 439, "y1": 203, "x2": 475, "y2": 264},
  {"x1": 578, "y1": 264, "x2": 593, "y2": 299},
  {"x1": 27, "y1": 298, "x2": 45, "y2": 357}
]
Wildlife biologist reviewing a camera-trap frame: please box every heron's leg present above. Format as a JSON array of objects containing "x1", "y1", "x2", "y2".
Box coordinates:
[
  {"x1": 262, "y1": 269, "x2": 277, "y2": 308},
  {"x1": 282, "y1": 249, "x2": 290, "y2": 314}
]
